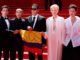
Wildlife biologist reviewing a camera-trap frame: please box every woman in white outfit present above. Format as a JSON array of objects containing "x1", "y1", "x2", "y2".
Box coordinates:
[
  {"x1": 62, "y1": 4, "x2": 80, "y2": 60},
  {"x1": 46, "y1": 4, "x2": 65, "y2": 60}
]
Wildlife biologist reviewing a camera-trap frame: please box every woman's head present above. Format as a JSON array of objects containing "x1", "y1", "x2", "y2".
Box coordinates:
[
  {"x1": 50, "y1": 4, "x2": 59, "y2": 16},
  {"x1": 68, "y1": 4, "x2": 77, "y2": 16}
]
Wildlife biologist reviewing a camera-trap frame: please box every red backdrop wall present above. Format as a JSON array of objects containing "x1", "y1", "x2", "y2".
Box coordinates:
[{"x1": 0, "y1": 0, "x2": 80, "y2": 9}]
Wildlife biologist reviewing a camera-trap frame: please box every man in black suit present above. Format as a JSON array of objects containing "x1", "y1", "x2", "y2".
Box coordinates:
[
  {"x1": 26, "y1": 4, "x2": 46, "y2": 60},
  {"x1": 10, "y1": 8, "x2": 26, "y2": 60},
  {"x1": 0, "y1": 5, "x2": 11, "y2": 60}
]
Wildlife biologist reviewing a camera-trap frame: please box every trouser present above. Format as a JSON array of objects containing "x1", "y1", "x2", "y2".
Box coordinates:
[
  {"x1": 10, "y1": 36, "x2": 23, "y2": 60},
  {"x1": 29, "y1": 52, "x2": 43, "y2": 60},
  {"x1": 3, "y1": 39, "x2": 10, "y2": 60},
  {"x1": 0, "y1": 40, "x2": 3, "y2": 60},
  {"x1": 62, "y1": 41, "x2": 80, "y2": 60}
]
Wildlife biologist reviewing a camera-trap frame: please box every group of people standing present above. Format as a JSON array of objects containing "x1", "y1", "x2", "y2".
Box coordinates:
[
  {"x1": 46, "y1": 4, "x2": 80, "y2": 60},
  {"x1": 0, "y1": 3, "x2": 80, "y2": 60},
  {"x1": 0, "y1": 5, "x2": 26, "y2": 60},
  {"x1": 0, "y1": 4, "x2": 46, "y2": 60}
]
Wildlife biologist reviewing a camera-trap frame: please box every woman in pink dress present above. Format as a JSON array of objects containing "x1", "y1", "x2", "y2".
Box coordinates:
[{"x1": 46, "y1": 4, "x2": 65, "y2": 60}]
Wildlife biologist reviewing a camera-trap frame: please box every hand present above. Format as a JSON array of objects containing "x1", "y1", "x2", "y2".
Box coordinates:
[
  {"x1": 13, "y1": 30, "x2": 19, "y2": 34},
  {"x1": 27, "y1": 26, "x2": 33, "y2": 31},
  {"x1": 40, "y1": 32, "x2": 48, "y2": 40},
  {"x1": 44, "y1": 34, "x2": 48, "y2": 40}
]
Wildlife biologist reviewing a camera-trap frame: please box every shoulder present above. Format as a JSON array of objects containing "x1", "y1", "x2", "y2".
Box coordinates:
[
  {"x1": 46, "y1": 16, "x2": 52, "y2": 21},
  {"x1": 11, "y1": 18, "x2": 16, "y2": 21},
  {"x1": 46, "y1": 17, "x2": 53, "y2": 24},
  {"x1": 56, "y1": 16, "x2": 65, "y2": 25},
  {"x1": 26, "y1": 16, "x2": 32, "y2": 19},
  {"x1": 38, "y1": 15, "x2": 45, "y2": 20},
  {"x1": 0, "y1": 16, "x2": 4, "y2": 20},
  {"x1": 57, "y1": 16, "x2": 65, "y2": 23},
  {"x1": 58, "y1": 16, "x2": 64, "y2": 21},
  {"x1": 39, "y1": 15, "x2": 45, "y2": 18},
  {"x1": 65, "y1": 17, "x2": 70, "y2": 22},
  {"x1": 75, "y1": 16, "x2": 80, "y2": 24},
  {"x1": 76, "y1": 16, "x2": 80, "y2": 20},
  {"x1": 10, "y1": 18, "x2": 16, "y2": 24}
]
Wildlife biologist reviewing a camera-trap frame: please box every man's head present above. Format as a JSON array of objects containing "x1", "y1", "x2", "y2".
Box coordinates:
[
  {"x1": 68, "y1": 4, "x2": 77, "y2": 16},
  {"x1": 1, "y1": 5, "x2": 9, "y2": 17},
  {"x1": 16, "y1": 8, "x2": 23, "y2": 18},
  {"x1": 50, "y1": 4, "x2": 59, "y2": 16},
  {"x1": 31, "y1": 4, "x2": 39, "y2": 16}
]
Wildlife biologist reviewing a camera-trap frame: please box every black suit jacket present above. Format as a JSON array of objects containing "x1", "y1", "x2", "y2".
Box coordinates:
[
  {"x1": 26, "y1": 15, "x2": 46, "y2": 45},
  {"x1": 0, "y1": 16, "x2": 9, "y2": 30},
  {"x1": 0, "y1": 16, "x2": 11, "y2": 40},
  {"x1": 0, "y1": 16, "x2": 15, "y2": 49},
  {"x1": 10, "y1": 18, "x2": 27, "y2": 41},
  {"x1": 27, "y1": 15, "x2": 46, "y2": 32},
  {"x1": 10, "y1": 18, "x2": 26, "y2": 30}
]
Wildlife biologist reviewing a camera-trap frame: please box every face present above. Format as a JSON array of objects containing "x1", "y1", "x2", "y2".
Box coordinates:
[
  {"x1": 16, "y1": 11, "x2": 23, "y2": 18},
  {"x1": 50, "y1": 7, "x2": 59, "y2": 16},
  {"x1": 31, "y1": 9, "x2": 38, "y2": 16},
  {"x1": 69, "y1": 8, "x2": 76, "y2": 16},
  {"x1": 1, "y1": 8, "x2": 9, "y2": 17}
]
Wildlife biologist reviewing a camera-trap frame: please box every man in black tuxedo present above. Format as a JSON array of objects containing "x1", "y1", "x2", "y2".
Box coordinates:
[
  {"x1": 10, "y1": 8, "x2": 26, "y2": 60},
  {"x1": 0, "y1": 5, "x2": 11, "y2": 60},
  {"x1": 26, "y1": 4, "x2": 46, "y2": 60}
]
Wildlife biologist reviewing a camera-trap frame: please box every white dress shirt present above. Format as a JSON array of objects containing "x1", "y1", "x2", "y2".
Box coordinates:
[{"x1": 64, "y1": 16, "x2": 80, "y2": 47}]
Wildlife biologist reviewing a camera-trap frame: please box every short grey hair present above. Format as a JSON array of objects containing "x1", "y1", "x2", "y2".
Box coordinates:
[
  {"x1": 50, "y1": 4, "x2": 59, "y2": 10},
  {"x1": 16, "y1": 8, "x2": 23, "y2": 12}
]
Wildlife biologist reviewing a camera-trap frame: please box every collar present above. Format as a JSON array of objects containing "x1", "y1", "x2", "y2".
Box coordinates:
[
  {"x1": 69, "y1": 16, "x2": 80, "y2": 22},
  {"x1": 32, "y1": 14, "x2": 39, "y2": 18}
]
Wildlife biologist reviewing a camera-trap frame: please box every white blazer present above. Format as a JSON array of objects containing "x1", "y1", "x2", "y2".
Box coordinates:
[{"x1": 64, "y1": 16, "x2": 80, "y2": 47}]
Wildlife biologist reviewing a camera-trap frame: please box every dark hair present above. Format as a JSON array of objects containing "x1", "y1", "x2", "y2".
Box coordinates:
[
  {"x1": 69, "y1": 4, "x2": 77, "y2": 10},
  {"x1": 1, "y1": 5, "x2": 9, "y2": 10},
  {"x1": 31, "y1": 4, "x2": 39, "y2": 10}
]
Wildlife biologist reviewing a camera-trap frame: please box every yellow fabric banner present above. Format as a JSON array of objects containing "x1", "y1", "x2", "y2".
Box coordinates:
[{"x1": 20, "y1": 30, "x2": 42, "y2": 44}]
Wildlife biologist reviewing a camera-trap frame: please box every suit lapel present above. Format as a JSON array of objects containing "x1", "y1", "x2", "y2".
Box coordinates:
[
  {"x1": 28, "y1": 15, "x2": 40, "y2": 29},
  {"x1": 28, "y1": 16, "x2": 33, "y2": 23},
  {"x1": 1, "y1": 17, "x2": 8, "y2": 29}
]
